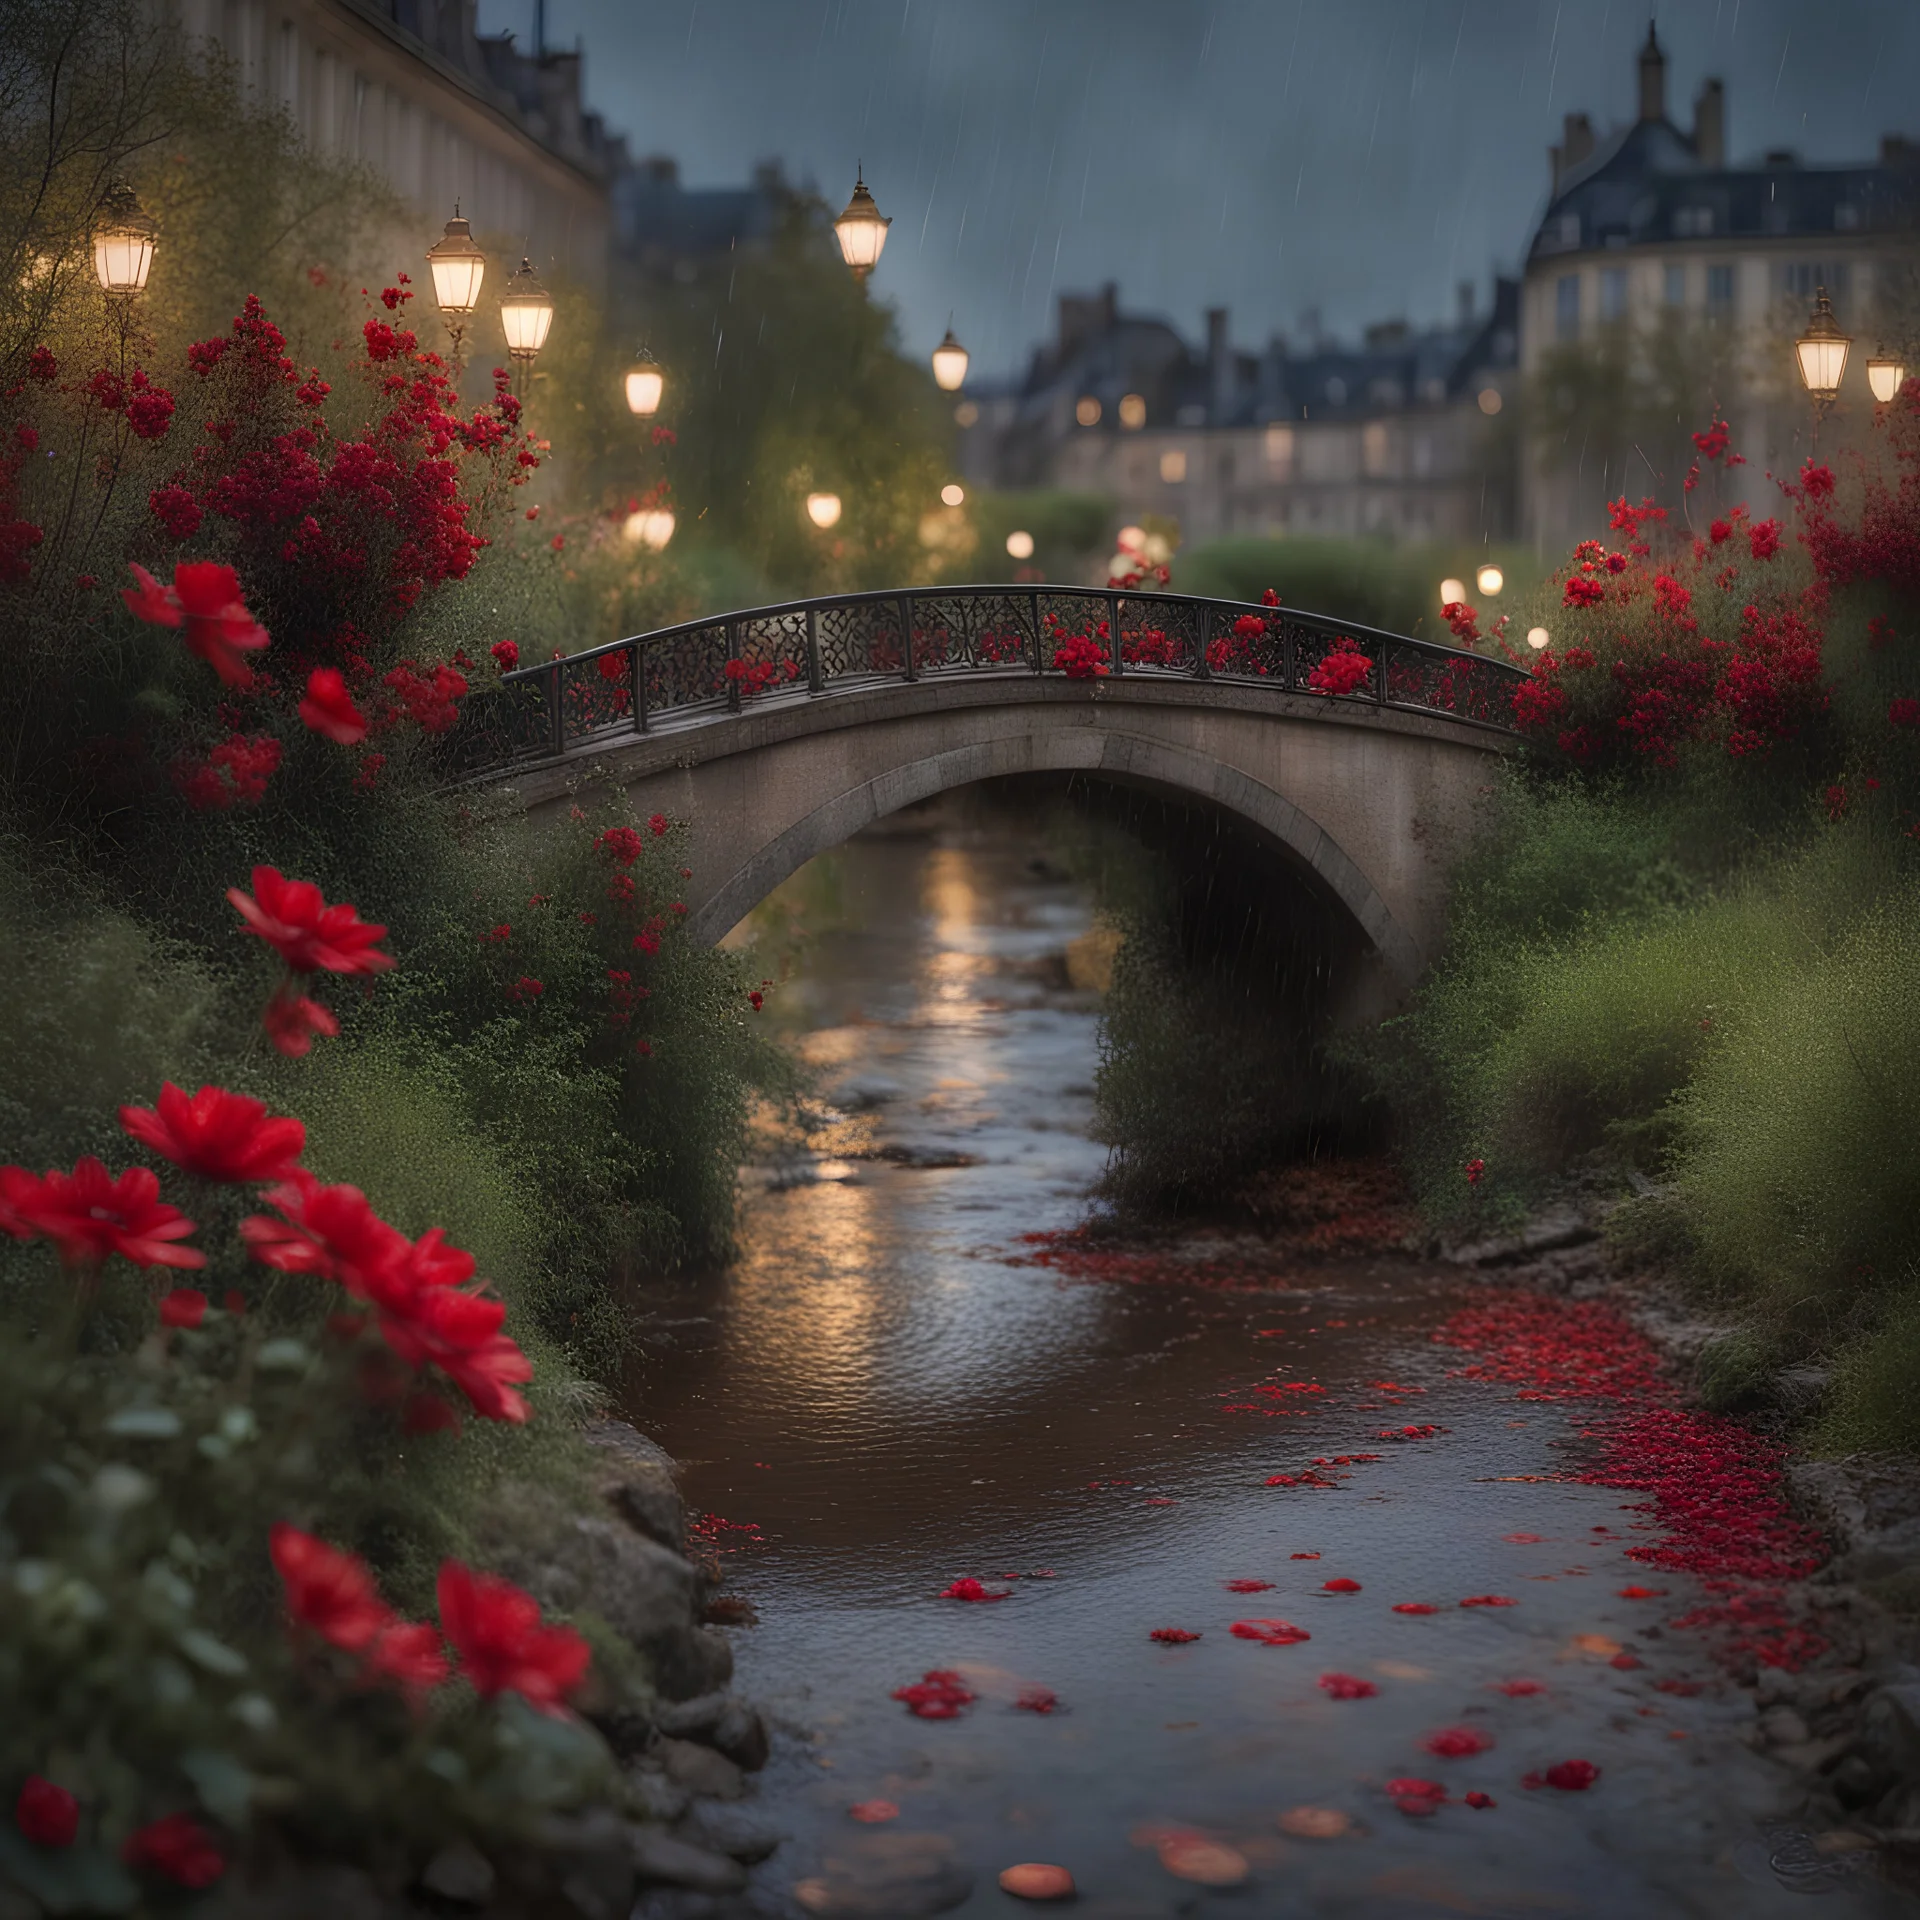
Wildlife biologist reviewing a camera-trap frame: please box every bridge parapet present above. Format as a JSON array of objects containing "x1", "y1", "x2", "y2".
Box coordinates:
[{"x1": 448, "y1": 584, "x2": 1527, "y2": 777}]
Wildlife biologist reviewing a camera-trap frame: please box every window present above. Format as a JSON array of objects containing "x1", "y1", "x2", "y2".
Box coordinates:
[
  {"x1": 1601, "y1": 267, "x2": 1627, "y2": 321},
  {"x1": 1263, "y1": 424, "x2": 1295, "y2": 476},
  {"x1": 1555, "y1": 273, "x2": 1581, "y2": 342},
  {"x1": 1835, "y1": 203, "x2": 1861, "y2": 232},
  {"x1": 1706, "y1": 264, "x2": 1734, "y2": 313},
  {"x1": 1217, "y1": 450, "x2": 1235, "y2": 482},
  {"x1": 1159, "y1": 448, "x2": 1187, "y2": 484},
  {"x1": 1362, "y1": 421, "x2": 1390, "y2": 477},
  {"x1": 1674, "y1": 206, "x2": 1713, "y2": 237},
  {"x1": 1664, "y1": 263, "x2": 1686, "y2": 307},
  {"x1": 1780, "y1": 262, "x2": 1852, "y2": 300},
  {"x1": 1558, "y1": 212, "x2": 1580, "y2": 247}
]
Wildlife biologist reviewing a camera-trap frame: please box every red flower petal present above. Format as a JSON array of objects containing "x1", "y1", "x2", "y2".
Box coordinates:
[
  {"x1": 1318, "y1": 1672, "x2": 1377, "y2": 1699},
  {"x1": 1149, "y1": 1627, "x2": 1201, "y2": 1644},
  {"x1": 1230, "y1": 1618, "x2": 1310, "y2": 1646},
  {"x1": 1224, "y1": 1579, "x2": 1273, "y2": 1593},
  {"x1": 1422, "y1": 1725, "x2": 1495, "y2": 1757},
  {"x1": 1459, "y1": 1595, "x2": 1518, "y2": 1608},
  {"x1": 1392, "y1": 1602, "x2": 1439, "y2": 1615},
  {"x1": 1321, "y1": 1578, "x2": 1362, "y2": 1593},
  {"x1": 1465, "y1": 1791, "x2": 1497, "y2": 1809}
]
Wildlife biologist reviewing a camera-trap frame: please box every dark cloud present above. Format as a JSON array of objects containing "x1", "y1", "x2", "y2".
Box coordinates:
[{"x1": 482, "y1": 0, "x2": 1920, "y2": 374}]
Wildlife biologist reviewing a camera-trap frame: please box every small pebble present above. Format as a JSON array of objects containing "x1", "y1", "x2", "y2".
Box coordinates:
[
  {"x1": 1276, "y1": 1807, "x2": 1353, "y2": 1839},
  {"x1": 1158, "y1": 1836, "x2": 1248, "y2": 1886},
  {"x1": 999, "y1": 1862, "x2": 1075, "y2": 1900}
]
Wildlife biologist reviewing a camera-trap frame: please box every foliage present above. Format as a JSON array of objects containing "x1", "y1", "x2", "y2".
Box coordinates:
[{"x1": 965, "y1": 489, "x2": 1115, "y2": 582}]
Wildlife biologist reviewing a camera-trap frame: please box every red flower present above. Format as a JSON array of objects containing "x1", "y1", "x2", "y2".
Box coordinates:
[
  {"x1": 1889, "y1": 697, "x2": 1920, "y2": 729},
  {"x1": 748, "y1": 990, "x2": 764, "y2": 1011},
  {"x1": 1458, "y1": 1594, "x2": 1517, "y2": 1608},
  {"x1": 366, "y1": 1620, "x2": 451, "y2": 1697},
  {"x1": 1749, "y1": 518, "x2": 1782, "y2": 561},
  {"x1": 242, "y1": 1173, "x2": 408, "y2": 1301},
  {"x1": 148, "y1": 483, "x2": 202, "y2": 541},
  {"x1": 437, "y1": 1561, "x2": 590, "y2": 1711},
  {"x1": 122, "y1": 1815, "x2": 224, "y2": 1888},
  {"x1": 940, "y1": 1577, "x2": 1010, "y2": 1603},
  {"x1": 1526, "y1": 1759, "x2": 1599, "y2": 1792},
  {"x1": 1464, "y1": 1158, "x2": 1485, "y2": 1185},
  {"x1": 121, "y1": 561, "x2": 270, "y2": 686},
  {"x1": 269, "y1": 1522, "x2": 392, "y2": 1651},
  {"x1": 891, "y1": 1669, "x2": 975, "y2": 1718},
  {"x1": 299, "y1": 668, "x2": 368, "y2": 745},
  {"x1": 15, "y1": 1776, "x2": 78, "y2": 1849},
  {"x1": 229, "y1": 867, "x2": 393, "y2": 976},
  {"x1": 1052, "y1": 633, "x2": 1110, "y2": 679},
  {"x1": 1224, "y1": 1579, "x2": 1273, "y2": 1593},
  {"x1": 377, "y1": 1283, "x2": 533, "y2": 1423},
  {"x1": 1392, "y1": 1603, "x2": 1438, "y2": 1615},
  {"x1": 158, "y1": 1287, "x2": 207, "y2": 1329},
  {"x1": 1149, "y1": 1628, "x2": 1201, "y2": 1644},
  {"x1": 597, "y1": 826, "x2": 645, "y2": 866},
  {"x1": 1015, "y1": 1685, "x2": 1059, "y2": 1714},
  {"x1": 120, "y1": 1082, "x2": 305, "y2": 1183},
  {"x1": 1422, "y1": 1725, "x2": 1495, "y2": 1757},
  {"x1": 1230, "y1": 1618, "x2": 1310, "y2": 1645},
  {"x1": 1800, "y1": 460, "x2": 1835, "y2": 500},
  {"x1": 1494, "y1": 1679, "x2": 1546, "y2": 1696},
  {"x1": 13, "y1": 1159, "x2": 204, "y2": 1271},
  {"x1": 1305, "y1": 636, "x2": 1372, "y2": 696},
  {"x1": 1465, "y1": 1791, "x2": 1497, "y2": 1809},
  {"x1": 1321, "y1": 1578, "x2": 1361, "y2": 1593},
  {"x1": 262, "y1": 985, "x2": 341, "y2": 1057},
  {"x1": 1616, "y1": 1585, "x2": 1666, "y2": 1599},
  {"x1": 1318, "y1": 1673, "x2": 1377, "y2": 1699},
  {"x1": 1441, "y1": 601, "x2": 1479, "y2": 643},
  {"x1": 490, "y1": 638, "x2": 520, "y2": 671},
  {"x1": 1562, "y1": 575, "x2": 1604, "y2": 609},
  {"x1": 1387, "y1": 1778, "x2": 1447, "y2": 1817},
  {"x1": 508, "y1": 976, "x2": 544, "y2": 1002}
]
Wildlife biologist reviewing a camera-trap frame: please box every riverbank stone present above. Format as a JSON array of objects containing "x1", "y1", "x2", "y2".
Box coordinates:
[
  {"x1": 675, "y1": 1803, "x2": 785, "y2": 1864},
  {"x1": 652, "y1": 1625, "x2": 736, "y2": 1701},
  {"x1": 418, "y1": 1839, "x2": 494, "y2": 1905},
  {"x1": 791, "y1": 1833, "x2": 972, "y2": 1918},
  {"x1": 630, "y1": 1831, "x2": 749, "y2": 1895},
  {"x1": 658, "y1": 1739, "x2": 745, "y2": 1801}
]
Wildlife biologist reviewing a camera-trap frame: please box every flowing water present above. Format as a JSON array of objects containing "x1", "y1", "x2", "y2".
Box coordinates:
[{"x1": 623, "y1": 799, "x2": 1905, "y2": 1920}]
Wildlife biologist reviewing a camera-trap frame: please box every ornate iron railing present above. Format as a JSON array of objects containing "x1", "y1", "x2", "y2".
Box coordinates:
[{"x1": 445, "y1": 584, "x2": 1528, "y2": 778}]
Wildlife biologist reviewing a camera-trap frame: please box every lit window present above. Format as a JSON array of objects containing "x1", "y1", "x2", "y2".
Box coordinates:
[
  {"x1": 1706, "y1": 264, "x2": 1734, "y2": 312},
  {"x1": 1119, "y1": 393, "x2": 1147, "y2": 429},
  {"x1": 1075, "y1": 395, "x2": 1101, "y2": 427},
  {"x1": 1263, "y1": 424, "x2": 1294, "y2": 474},
  {"x1": 1477, "y1": 387, "x2": 1503, "y2": 416},
  {"x1": 1555, "y1": 274, "x2": 1580, "y2": 342},
  {"x1": 1159, "y1": 448, "x2": 1187, "y2": 483},
  {"x1": 1601, "y1": 267, "x2": 1627, "y2": 321},
  {"x1": 1663, "y1": 263, "x2": 1686, "y2": 307}
]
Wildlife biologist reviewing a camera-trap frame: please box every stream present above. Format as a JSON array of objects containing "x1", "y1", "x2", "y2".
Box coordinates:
[{"x1": 623, "y1": 797, "x2": 1904, "y2": 1919}]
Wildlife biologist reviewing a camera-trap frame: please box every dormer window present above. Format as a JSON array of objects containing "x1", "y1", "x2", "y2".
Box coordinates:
[
  {"x1": 1558, "y1": 213, "x2": 1580, "y2": 246},
  {"x1": 1674, "y1": 206, "x2": 1713, "y2": 237}
]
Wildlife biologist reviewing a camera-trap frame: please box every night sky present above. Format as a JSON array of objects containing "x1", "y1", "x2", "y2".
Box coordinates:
[{"x1": 476, "y1": 0, "x2": 1920, "y2": 378}]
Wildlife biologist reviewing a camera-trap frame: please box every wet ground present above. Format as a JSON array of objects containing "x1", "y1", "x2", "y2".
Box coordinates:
[{"x1": 624, "y1": 804, "x2": 1906, "y2": 1919}]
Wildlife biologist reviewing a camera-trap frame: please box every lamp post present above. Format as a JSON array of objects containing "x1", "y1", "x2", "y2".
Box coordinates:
[
  {"x1": 427, "y1": 206, "x2": 487, "y2": 375},
  {"x1": 833, "y1": 169, "x2": 890, "y2": 282},
  {"x1": 625, "y1": 347, "x2": 664, "y2": 418},
  {"x1": 806, "y1": 492, "x2": 843, "y2": 529},
  {"x1": 1867, "y1": 351, "x2": 1908, "y2": 405},
  {"x1": 499, "y1": 258, "x2": 554, "y2": 394},
  {"x1": 931, "y1": 325, "x2": 969, "y2": 392},
  {"x1": 1795, "y1": 286, "x2": 1851, "y2": 440},
  {"x1": 92, "y1": 180, "x2": 157, "y2": 296}
]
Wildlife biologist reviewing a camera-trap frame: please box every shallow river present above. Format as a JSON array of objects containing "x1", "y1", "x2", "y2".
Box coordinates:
[{"x1": 624, "y1": 803, "x2": 1903, "y2": 1920}]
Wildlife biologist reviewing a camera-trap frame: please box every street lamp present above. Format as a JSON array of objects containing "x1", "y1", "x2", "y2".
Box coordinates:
[
  {"x1": 623, "y1": 508, "x2": 676, "y2": 551},
  {"x1": 92, "y1": 180, "x2": 157, "y2": 295},
  {"x1": 1867, "y1": 352, "x2": 1908, "y2": 404},
  {"x1": 806, "y1": 492, "x2": 843, "y2": 529},
  {"x1": 625, "y1": 347, "x2": 664, "y2": 417},
  {"x1": 426, "y1": 206, "x2": 487, "y2": 371},
  {"x1": 833, "y1": 169, "x2": 890, "y2": 281},
  {"x1": 1439, "y1": 576, "x2": 1467, "y2": 606},
  {"x1": 1794, "y1": 286, "x2": 1850, "y2": 403},
  {"x1": 931, "y1": 325, "x2": 969, "y2": 391},
  {"x1": 499, "y1": 258, "x2": 554, "y2": 381},
  {"x1": 1476, "y1": 564, "x2": 1504, "y2": 596}
]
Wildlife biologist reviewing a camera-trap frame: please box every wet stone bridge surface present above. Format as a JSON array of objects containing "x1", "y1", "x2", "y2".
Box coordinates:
[{"x1": 452, "y1": 585, "x2": 1524, "y2": 996}]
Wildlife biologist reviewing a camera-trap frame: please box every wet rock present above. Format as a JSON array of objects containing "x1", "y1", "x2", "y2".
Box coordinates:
[
  {"x1": 556, "y1": 1519, "x2": 702, "y2": 1648},
  {"x1": 713, "y1": 1703, "x2": 771, "y2": 1773},
  {"x1": 585, "y1": 1421, "x2": 690, "y2": 1555},
  {"x1": 658, "y1": 1738, "x2": 744, "y2": 1801},
  {"x1": 529, "y1": 1809, "x2": 638, "y2": 1920},
  {"x1": 655, "y1": 1691, "x2": 731, "y2": 1739},
  {"x1": 207, "y1": 1865, "x2": 384, "y2": 1920},
  {"x1": 628, "y1": 1764, "x2": 692, "y2": 1824},
  {"x1": 629, "y1": 1830, "x2": 749, "y2": 1895},
  {"x1": 791, "y1": 1832, "x2": 972, "y2": 1918},
  {"x1": 676, "y1": 1802, "x2": 785, "y2": 1864},
  {"x1": 1859, "y1": 1683, "x2": 1920, "y2": 1780},
  {"x1": 1760, "y1": 1707, "x2": 1812, "y2": 1748},
  {"x1": 1448, "y1": 1201, "x2": 1598, "y2": 1266},
  {"x1": 652, "y1": 1625, "x2": 736, "y2": 1702},
  {"x1": 419, "y1": 1838, "x2": 495, "y2": 1905}
]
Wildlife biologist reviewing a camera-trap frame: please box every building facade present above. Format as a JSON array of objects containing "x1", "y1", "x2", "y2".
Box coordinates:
[
  {"x1": 173, "y1": 0, "x2": 624, "y2": 288},
  {"x1": 957, "y1": 279, "x2": 1519, "y2": 555},
  {"x1": 1521, "y1": 24, "x2": 1917, "y2": 549}
]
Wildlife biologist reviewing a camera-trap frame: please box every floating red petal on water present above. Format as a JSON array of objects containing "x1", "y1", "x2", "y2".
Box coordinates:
[
  {"x1": 848, "y1": 1801, "x2": 898, "y2": 1823},
  {"x1": 1386, "y1": 1777, "x2": 1447, "y2": 1817},
  {"x1": 1459, "y1": 1595, "x2": 1518, "y2": 1608},
  {"x1": 1504, "y1": 1533, "x2": 1546, "y2": 1543},
  {"x1": 1224, "y1": 1579, "x2": 1274, "y2": 1593},
  {"x1": 940, "y1": 1577, "x2": 1010, "y2": 1603},
  {"x1": 1015, "y1": 1685, "x2": 1060, "y2": 1714},
  {"x1": 1392, "y1": 1603, "x2": 1439, "y2": 1615},
  {"x1": 1322, "y1": 1578, "x2": 1362, "y2": 1593},
  {"x1": 1523, "y1": 1759, "x2": 1600, "y2": 1792},
  {"x1": 1230, "y1": 1618, "x2": 1311, "y2": 1645},
  {"x1": 1617, "y1": 1586, "x2": 1667, "y2": 1599},
  {"x1": 1654, "y1": 1677, "x2": 1704, "y2": 1696},
  {"x1": 1609, "y1": 1652, "x2": 1644, "y2": 1670},
  {"x1": 1318, "y1": 1672, "x2": 1378, "y2": 1699},
  {"x1": 1150, "y1": 1628, "x2": 1201, "y2": 1644},
  {"x1": 892, "y1": 1669, "x2": 975, "y2": 1718},
  {"x1": 1465, "y1": 1792, "x2": 1497, "y2": 1810},
  {"x1": 1291, "y1": 1552, "x2": 1322, "y2": 1560},
  {"x1": 1494, "y1": 1679, "x2": 1547, "y2": 1696},
  {"x1": 1422, "y1": 1726, "x2": 1495, "y2": 1758}
]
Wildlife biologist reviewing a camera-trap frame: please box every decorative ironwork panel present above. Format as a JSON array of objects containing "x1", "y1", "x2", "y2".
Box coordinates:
[
  {"x1": 949, "y1": 591, "x2": 1034, "y2": 669},
  {"x1": 817, "y1": 600, "x2": 905, "y2": 681},
  {"x1": 644, "y1": 622, "x2": 729, "y2": 718},
  {"x1": 1036, "y1": 590, "x2": 1107, "y2": 669},
  {"x1": 437, "y1": 678, "x2": 551, "y2": 774},
  {"x1": 1286, "y1": 619, "x2": 1381, "y2": 702},
  {"x1": 1121, "y1": 594, "x2": 1206, "y2": 674},
  {"x1": 1383, "y1": 643, "x2": 1512, "y2": 726},
  {"x1": 903, "y1": 594, "x2": 964, "y2": 673},
  {"x1": 557, "y1": 643, "x2": 638, "y2": 743},
  {"x1": 733, "y1": 611, "x2": 811, "y2": 699}
]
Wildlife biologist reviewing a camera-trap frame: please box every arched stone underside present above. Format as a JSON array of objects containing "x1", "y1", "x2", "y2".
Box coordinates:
[{"x1": 504, "y1": 675, "x2": 1508, "y2": 998}]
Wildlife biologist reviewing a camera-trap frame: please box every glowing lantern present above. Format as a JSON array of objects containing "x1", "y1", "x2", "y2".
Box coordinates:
[
  {"x1": 1794, "y1": 286, "x2": 1850, "y2": 399},
  {"x1": 1006, "y1": 530, "x2": 1035, "y2": 560},
  {"x1": 623, "y1": 509, "x2": 676, "y2": 551},
  {"x1": 1867, "y1": 354, "x2": 1907, "y2": 404},
  {"x1": 92, "y1": 180, "x2": 157, "y2": 295},
  {"x1": 625, "y1": 348, "x2": 665, "y2": 417},
  {"x1": 1440, "y1": 577, "x2": 1467, "y2": 605},
  {"x1": 931, "y1": 326, "x2": 969, "y2": 391},
  {"x1": 499, "y1": 258, "x2": 554, "y2": 365},
  {"x1": 427, "y1": 207, "x2": 487, "y2": 319},
  {"x1": 833, "y1": 170, "x2": 890, "y2": 280},
  {"x1": 1526, "y1": 626, "x2": 1550, "y2": 650},
  {"x1": 1476, "y1": 564, "x2": 1504, "y2": 596},
  {"x1": 806, "y1": 492, "x2": 843, "y2": 529}
]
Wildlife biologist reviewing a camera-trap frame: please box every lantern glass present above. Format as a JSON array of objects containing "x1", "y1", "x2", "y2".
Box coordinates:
[
  {"x1": 91, "y1": 180, "x2": 156, "y2": 295},
  {"x1": 806, "y1": 492, "x2": 843, "y2": 529},
  {"x1": 623, "y1": 509, "x2": 676, "y2": 551},
  {"x1": 1868, "y1": 356, "x2": 1907, "y2": 404},
  {"x1": 499, "y1": 260, "x2": 554, "y2": 359},
  {"x1": 833, "y1": 173, "x2": 891, "y2": 277},
  {"x1": 1794, "y1": 286, "x2": 1851, "y2": 398},
  {"x1": 427, "y1": 211, "x2": 487, "y2": 317},
  {"x1": 931, "y1": 328, "x2": 969, "y2": 391},
  {"x1": 625, "y1": 362, "x2": 664, "y2": 416},
  {"x1": 1476, "y1": 564, "x2": 1504, "y2": 596},
  {"x1": 1439, "y1": 577, "x2": 1467, "y2": 605}
]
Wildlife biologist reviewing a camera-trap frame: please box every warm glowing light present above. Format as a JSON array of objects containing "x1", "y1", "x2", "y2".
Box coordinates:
[
  {"x1": 1005, "y1": 529, "x2": 1035, "y2": 560},
  {"x1": 1795, "y1": 286, "x2": 1850, "y2": 398},
  {"x1": 806, "y1": 491, "x2": 843, "y2": 529},
  {"x1": 1117, "y1": 525, "x2": 1146, "y2": 552},
  {"x1": 931, "y1": 327, "x2": 969, "y2": 391},
  {"x1": 499, "y1": 258, "x2": 554, "y2": 361},
  {"x1": 625, "y1": 350, "x2": 664, "y2": 416},
  {"x1": 1159, "y1": 448, "x2": 1187, "y2": 483},
  {"x1": 1475, "y1": 564, "x2": 1504, "y2": 596},
  {"x1": 1477, "y1": 386, "x2": 1503, "y2": 416},
  {"x1": 1526, "y1": 626, "x2": 1550, "y2": 650},
  {"x1": 1075, "y1": 396, "x2": 1102, "y2": 427},
  {"x1": 833, "y1": 170, "x2": 890, "y2": 278},
  {"x1": 426, "y1": 207, "x2": 486, "y2": 317},
  {"x1": 92, "y1": 180, "x2": 156, "y2": 295},
  {"x1": 1118, "y1": 393, "x2": 1147, "y2": 429},
  {"x1": 955, "y1": 400, "x2": 979, "y2": 428},
  {"x1": 1440, "y1": 577, "x2": 1467, "y2": 605},
  {"x1": 623, "y1": 509, "x2": 676, "y2": 550},
  {"x1": 940, "y1": 483, "x2": 965, "y2": 507},
  {"x1": 1868, "y1": 355, "x2": 1907, "y2": 404}
]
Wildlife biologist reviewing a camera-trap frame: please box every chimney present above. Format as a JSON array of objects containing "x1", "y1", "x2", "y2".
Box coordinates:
[
  {"x1": 1694, "y1": 79, "x2": 1725, "y2": 166},
  {"x1": 1206, "y1": 307, "x2": 1233, "y2": 421},
  {"x1": 1457, "y1": 280, "x2": 1476, "y2": 325},
  {"x1": 1563, "y1": 112, "x2": 1594, "y2": 173},
  {"x1": 1638, "y1": 19, "x2": 1666, "y2": 123}
]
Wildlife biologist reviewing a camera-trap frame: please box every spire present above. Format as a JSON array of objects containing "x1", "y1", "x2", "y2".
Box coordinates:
[{"x1": 1638, "y1": 18, "x2": 1666, "y2": 122}]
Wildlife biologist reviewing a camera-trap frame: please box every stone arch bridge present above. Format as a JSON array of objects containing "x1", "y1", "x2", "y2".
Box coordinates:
[{"x1": 452, "y1": 585, "x2": 1525, "y2": 1011}]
